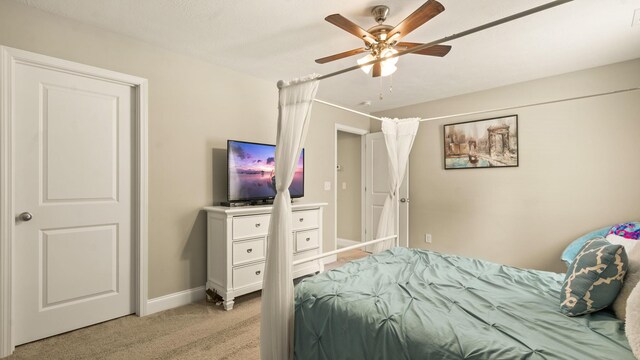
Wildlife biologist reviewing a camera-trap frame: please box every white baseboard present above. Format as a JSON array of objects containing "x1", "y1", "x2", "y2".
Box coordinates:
[
  {"x1": 146, "y1": 285, "x2": 206, "y2": 315},
  {"x1": 337, "y1": 238, "x2": 360, "y2": 248}
]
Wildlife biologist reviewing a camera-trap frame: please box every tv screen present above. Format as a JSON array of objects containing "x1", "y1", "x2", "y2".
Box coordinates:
[{"x1": 227, "y1": 140, "x2": 304, "y2": 202}]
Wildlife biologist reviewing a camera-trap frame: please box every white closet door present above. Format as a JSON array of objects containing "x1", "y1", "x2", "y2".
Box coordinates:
[
  {"x1": 13, "y1": 60, "x2": 134, "y2": 345},
  {"x1": 364, "y1": 132, "x2": 409, "y2": 251}
]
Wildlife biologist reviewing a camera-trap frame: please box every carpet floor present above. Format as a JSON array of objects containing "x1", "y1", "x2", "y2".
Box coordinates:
[
  {"x1": 9, "y1": 291, "x2": 262, "y2": 360},
  {"x1": 8, "y1": 251, "x2": 368, "y2": 360}
]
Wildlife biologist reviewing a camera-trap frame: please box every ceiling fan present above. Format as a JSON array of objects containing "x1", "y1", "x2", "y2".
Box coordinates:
[{"x1": 316, "y1": 0, "x2": 451, "y2": 78}]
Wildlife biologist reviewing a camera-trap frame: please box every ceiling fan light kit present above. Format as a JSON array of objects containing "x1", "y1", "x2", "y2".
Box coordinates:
[
  {"x1": 357, "y1": 48, "x2": 398, "y2": 76},
  {"x1": 356, "y1": 54, "x2": 375, "y2": 74},
  {"x1": 317, "y1": 0, "x2": 451, "y2": 78}
]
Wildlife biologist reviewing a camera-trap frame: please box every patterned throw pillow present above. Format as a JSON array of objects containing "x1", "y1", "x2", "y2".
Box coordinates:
[
  {"x1": 606, "y1": 222, "x2": 640, "y2": 253},
  {"x1": 608, "y1": 222, "x2": 640, "y2": 240},
  {"x1": 561, "y1": 237, "x2": 628, "y2": 316}
]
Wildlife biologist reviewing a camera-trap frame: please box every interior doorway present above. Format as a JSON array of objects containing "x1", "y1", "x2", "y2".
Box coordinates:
[
  {"x1": 334, "y1": 125, "x2": 367, "y2": 256},
  {"x1": 364, "y1": 132, "x2": 409, "y2": 251},
  {"x1": 0, "y1": 46, "x2": 148, "y2": 357}
]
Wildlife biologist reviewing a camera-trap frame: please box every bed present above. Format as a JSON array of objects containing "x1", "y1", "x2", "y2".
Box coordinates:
[{"x1": 294, "y1": 247, "x2": 634, "y2": 359}]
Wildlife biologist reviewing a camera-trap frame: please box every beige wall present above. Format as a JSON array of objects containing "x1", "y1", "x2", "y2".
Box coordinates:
[
  {"x1": 0, "y1": 1, "x2": 280, "y2": 299},
  {"x1": 0, "y1": 0, "x2": 368, "y2": 297},
  {"x1": 375, "y1": 59, "x2": 640, "y2": 273},
  {"x1": 336, "y1": 132, "x2": 362, "y2": 242},
  {"x1": 305, "y1": 104, "x2": 369, "y2": 255},
  {"x1": 5, "y1": 0, "x2": 635, "y2": 298}
]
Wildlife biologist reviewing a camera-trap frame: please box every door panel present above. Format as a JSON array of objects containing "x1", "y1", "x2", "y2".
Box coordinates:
[
  {"x1": 13, "y1": 61, "x2": 134, "y2": 345},
  {"x1": 43, "y1": 85, "x2": 118, "y2": 202},
  {"x1": 364, "y1": 132, "x2": 409, "y2": 251},
  {"x1": 42, "y1": 224, "x2": 118, "y2": 308}
]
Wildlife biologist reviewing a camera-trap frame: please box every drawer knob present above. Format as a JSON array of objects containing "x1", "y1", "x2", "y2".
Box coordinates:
[
  {"x1": 305, "y1": 237, "x2": 311, "y2": 242},
  {"x1": 255, "y1": 223, "x2": 261, "y2": 228},
  {"x1": 299, "y1": 218, "x2": 304, "y2": 222},
  {"x1": 247, "y1": 248, "x2": 253, "y2": 253},
  {"x1": 255, "y1": 270, "x2": 261, "y2": 276}
]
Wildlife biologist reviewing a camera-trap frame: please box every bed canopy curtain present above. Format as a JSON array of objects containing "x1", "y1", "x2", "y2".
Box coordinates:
[
  {"x1": 371, "y1": 118, "x2": 420, "y2": 253},
  {"x1": 260, "y1": 75, "x2": 319, "y2": 360},
  {"x1": 261, "y1": 74, "x2": 419, "y2": 359}
]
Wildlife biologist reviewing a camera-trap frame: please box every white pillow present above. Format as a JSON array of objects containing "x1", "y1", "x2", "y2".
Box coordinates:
[
  {"x1": 607, "y1": 233, "x2": 638, "y2": 254},
  {"x1": 625, "y1": 282, "x2": 640, "y2": 358},
  {"x1": 613, "y1": 244, "x2": 640, "y2": 320}
]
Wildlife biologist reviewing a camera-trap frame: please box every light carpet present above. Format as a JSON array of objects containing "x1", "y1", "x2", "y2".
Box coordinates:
[
  {"x1": 8, "y1": 250, "x2": 368, "y2": 360},
  {"x1": 9, "y1": 292, "x2": 262, "y2": 360}
]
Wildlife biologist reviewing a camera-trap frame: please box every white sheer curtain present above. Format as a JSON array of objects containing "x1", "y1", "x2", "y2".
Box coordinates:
[
  {"x1": 371, "y1": 118, "x2": 420, "y2": 253},
  {"x1": 260, "y1": 75, "x2": 319, "y2": 360}
]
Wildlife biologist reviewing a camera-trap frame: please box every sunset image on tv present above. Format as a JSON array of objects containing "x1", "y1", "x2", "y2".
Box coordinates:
[{"x1": 228, "y1": 141, "x2": 304, "y2": 201}]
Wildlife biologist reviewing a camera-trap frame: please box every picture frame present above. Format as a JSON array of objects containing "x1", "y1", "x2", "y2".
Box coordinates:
[{"x1": 443, "y1": 115, "x2": 518, "y2": 170}]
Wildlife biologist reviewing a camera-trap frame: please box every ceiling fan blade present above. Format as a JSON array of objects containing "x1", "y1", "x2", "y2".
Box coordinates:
[
  {"x1": 372, "y1": 62, "x2": 382, "y2": 77},
  {"x1": 325, "y1": 14, "x2": 376, "y2": 44},
  {"x1": 388, "y1": 0, "x2": 445, "y2": 40},
  {"x1": 315, "y1": 48, "x2": 367, "y2": 64},
  {"x1": 395, "y1": 42, "x2": 451, "y2": 57}
]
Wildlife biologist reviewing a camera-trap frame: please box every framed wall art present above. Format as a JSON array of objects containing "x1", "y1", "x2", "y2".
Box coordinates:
[{"x1": 444, "y1": 115, "x2": 518, "y2": 170}]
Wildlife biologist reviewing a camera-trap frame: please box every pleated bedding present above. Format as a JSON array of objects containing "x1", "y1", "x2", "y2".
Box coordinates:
[{"x1": 294, "y1": 247, "x2": 634, "y2": 360}]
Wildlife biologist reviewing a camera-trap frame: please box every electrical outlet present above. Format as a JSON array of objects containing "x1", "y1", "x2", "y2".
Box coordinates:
[
  {"x1": 633, "y1": 8, "x2": 640, "y2": 27},
  {"x1": 342, "y1": 182, "x2": 347, "y2": 190},
  {"x1": 324, "y1": 181, "x2": 331, "y2": 191},
  {"x1": 425, "y1": 234, "x2": 432, "y2": 243}
]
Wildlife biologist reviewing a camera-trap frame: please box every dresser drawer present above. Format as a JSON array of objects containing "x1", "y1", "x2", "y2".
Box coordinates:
[
  {"x1": 233, "y1": 262, "x2": 264, "y2": 289},
  {"x1": 293, "y1": 247, "x2": 319, "y2": 263},
  {"x1": 232, "y1": 238, "x2": 265, "y2": 266},
  {"x1": 292, "y1": 210, "x2": 319, "y2": 231},
  {"x1": 295, "y1": 229, "x2": 319, "y2": 253},
  {"x1": 233, "y1": 214, "x2": 270, "y2": 239}
]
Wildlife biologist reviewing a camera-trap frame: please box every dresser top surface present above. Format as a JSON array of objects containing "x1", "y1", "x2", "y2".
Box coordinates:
[{"x1": 203, "y1": 202, "x2": 327, "y2": 215}]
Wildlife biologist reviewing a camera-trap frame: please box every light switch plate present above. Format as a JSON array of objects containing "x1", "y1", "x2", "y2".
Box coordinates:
[
  {"x1": 324, "y1": 181, "x2": 331, "y2": 191},
  {"x1": 425, "y1": 234, "x2": 432, "y2": 243},
  {"x1": 342, "y1": 182, "x2": 347, "y2": 190},
  {"x1": 633, "y1": 8, "x2": 640, "y2": 27}
]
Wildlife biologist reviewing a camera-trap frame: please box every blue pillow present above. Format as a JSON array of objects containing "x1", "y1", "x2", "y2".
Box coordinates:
[{"x1": 561, "y1": 226, "x2": 610, "y2": 267}]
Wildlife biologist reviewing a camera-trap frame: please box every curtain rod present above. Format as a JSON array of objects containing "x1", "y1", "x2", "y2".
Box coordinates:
[
  {"x1": 312, "y1": 87, "x2": 639, "y2": 125},
  {"x1": 415, "y1": 87, "x2": 640, "y2": 123},
  {"x1": 314, "y1": 99, "x2": 384, "y2": 121},
  {"x1": 278, "y1": 0, "x2": 574, "y2": 89}
]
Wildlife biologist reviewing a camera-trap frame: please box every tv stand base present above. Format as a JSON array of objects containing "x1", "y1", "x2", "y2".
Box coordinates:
[{"x1": 220, "y1": 199, "x2": 294, "y2": 207}]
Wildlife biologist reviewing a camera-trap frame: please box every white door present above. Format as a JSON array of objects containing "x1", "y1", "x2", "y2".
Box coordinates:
[
  {"x1": 364, "y1": 132, "x2": 409, "y2": 251},
  {"x1": 13, "y1": 59, "x2": 134, "y2": 344}
]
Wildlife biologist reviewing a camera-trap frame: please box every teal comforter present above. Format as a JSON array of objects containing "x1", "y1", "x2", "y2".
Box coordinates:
[{"x1": 294, "y1": 248, "x2": 634, "y2": 360}]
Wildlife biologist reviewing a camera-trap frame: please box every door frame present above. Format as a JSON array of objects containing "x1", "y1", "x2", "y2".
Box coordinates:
[
  {"x1": 334, "y1": 124, "x2": 368, "y2": 256},
  {"x1": 0, "y1": 46, "x2": 149, "y2": 356}
]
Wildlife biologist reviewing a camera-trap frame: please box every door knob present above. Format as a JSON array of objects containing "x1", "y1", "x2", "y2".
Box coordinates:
[
  {"x1": 18, "y1": 212, "x2": 33, "y2": 222},
  {"x1": 400, "y1": 198, "x2": 409, "y2": 203}
]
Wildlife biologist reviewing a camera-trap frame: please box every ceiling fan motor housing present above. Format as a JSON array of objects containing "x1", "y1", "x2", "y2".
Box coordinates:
[{"x1": 371, "y1": 5, "x2": 389, "y2": 24}]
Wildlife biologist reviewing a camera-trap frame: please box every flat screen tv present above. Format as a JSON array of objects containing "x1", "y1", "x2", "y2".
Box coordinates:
[{"x1": 227, "y1": 140, "x2": 304, "y2": 203}]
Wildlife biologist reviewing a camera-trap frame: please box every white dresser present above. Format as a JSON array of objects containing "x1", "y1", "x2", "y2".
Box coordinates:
[{"x1": 203, "y1": 202, "x2": 326, "y2": 310}]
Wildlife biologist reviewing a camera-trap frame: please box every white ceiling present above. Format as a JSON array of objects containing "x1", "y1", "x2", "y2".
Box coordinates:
[{"x1": 15, "y1": 0, "x2": 640, "y2": 112}]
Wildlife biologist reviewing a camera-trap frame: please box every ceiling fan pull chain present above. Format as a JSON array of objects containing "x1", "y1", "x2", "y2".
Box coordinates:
[
  {"x1": 389, "y1": 75, "x2": 393, "y2": 94},
  {"x1": 379, "y1": 76, "x2": 384, "y2": 100}
]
